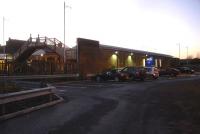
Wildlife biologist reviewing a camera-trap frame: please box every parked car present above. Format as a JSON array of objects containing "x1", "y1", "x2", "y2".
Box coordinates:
[
  {"x1": 176, "y1": 67, "x2": 194, "y2": 74},
  {"x1": 144, "y1": 67, "x2": 159, "y2": 79},
  {"x1": 94, "y1": 68, "x2": 122, "y2": 82},
  {"x1": 118, "y1": 66, "x2": 147, "y2": 81},
  {"x1": 159, "y1": 68, "x2": 180, "y2": 77}
]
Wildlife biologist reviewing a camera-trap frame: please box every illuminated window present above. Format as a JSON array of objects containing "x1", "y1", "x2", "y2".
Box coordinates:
[
  {"x1": 0, "y1": 60, "x2": 4, "y2": 71},
  {"x1": 143, "y1": 58, "x2": 146, "y2": 67},
  {"x1": 112, "y1": 54, "x2": 117, "y2": 60},
  {"x1": 110, "y1": 54, "x2": 117, "y2": 67},
  {"x1": 155, "y1": 59, "x2": 158, "y2": 67},
  {"x1": 127, "y1": 55, "x2": 133, "y2": 66},
  {"x1": 128, "y1": 55, "x2": 132, "y2": 60},
  {"x1": 159, "y1": 59, "x2": 162, "y2": 67}
]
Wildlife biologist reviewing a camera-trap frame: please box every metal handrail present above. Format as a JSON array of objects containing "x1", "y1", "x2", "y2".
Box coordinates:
[
  {"x1": 13, "y1": 38, "x2": 31, "y2": 60},
  {"x1": 13, "y1": 36, "x2": 69, "y2": 61}
]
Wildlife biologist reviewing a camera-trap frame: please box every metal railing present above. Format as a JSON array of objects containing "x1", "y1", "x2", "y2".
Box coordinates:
[
  {"x1": 66, "y1": 49, "x2": 77, "y2": 60},
  {"x1": 13, "y1": 38, "x2": 31, "y2": 60},
  {"x1": 13, "y1": 36, "x2": 68, "y2": 61}
]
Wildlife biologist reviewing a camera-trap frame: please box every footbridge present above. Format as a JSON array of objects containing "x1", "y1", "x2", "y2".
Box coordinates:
[{"x1": 13, "y1": 36, "x2": 68, "y2": 62}]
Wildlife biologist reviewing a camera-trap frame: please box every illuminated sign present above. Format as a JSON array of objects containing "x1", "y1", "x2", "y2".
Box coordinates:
[{"x1": 145, "y1": 56, "x2": 154, "y2": 67}]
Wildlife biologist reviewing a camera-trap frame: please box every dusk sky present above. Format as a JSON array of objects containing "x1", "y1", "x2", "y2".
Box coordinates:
[{"x1": 0, "y1": 0, "x2": 200, "y2": 58}]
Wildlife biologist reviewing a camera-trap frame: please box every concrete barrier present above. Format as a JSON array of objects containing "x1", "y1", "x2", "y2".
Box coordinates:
[{"x1": 0, "y1": 86, "x2": 63, "y2": 121}]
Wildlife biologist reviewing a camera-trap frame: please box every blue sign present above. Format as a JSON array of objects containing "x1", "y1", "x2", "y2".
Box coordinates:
[{"x1": 145, "y1": 57, "x2": 154, "y2": 67}]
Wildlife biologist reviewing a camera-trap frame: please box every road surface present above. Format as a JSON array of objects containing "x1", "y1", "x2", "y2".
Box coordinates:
[{"x1": 1, "y1": 75, "x2": 200, "y2": 134}]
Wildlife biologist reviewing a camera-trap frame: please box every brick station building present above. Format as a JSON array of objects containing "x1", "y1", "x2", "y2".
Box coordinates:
[{"x1": 74, "y1": 38, "x2": 173, "y2": 77}]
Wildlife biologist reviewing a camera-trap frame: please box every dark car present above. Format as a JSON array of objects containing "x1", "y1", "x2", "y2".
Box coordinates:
[
  {"x1": 159, "y1": 68, "x2": 180, "y2": 77},
  {"x1": 94, "y1": 68, "x2": 122, "y2": 82},
  {"x1": 118, "y1": 67, "x2": 146, "y2": 81},
  {"x1": 176, "y1": 67, "x2": 194, "y2": 74}
]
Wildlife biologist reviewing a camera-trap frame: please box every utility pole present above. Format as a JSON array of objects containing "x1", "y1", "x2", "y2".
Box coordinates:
[
  {"x1": 2, "y1": 17, "x2": 5, "y2": 48},
  {"x1": 176, "y1": 43, "x2": 181, "y2": 65},
  {"x1": 64, "y1": 1, "x2": 71, "y2": 68},
  {"x1": 186, "y1": 46, "x2": 188, "y2": 59},
  {"x1": 64, "y1": 1, "x2": 66, "y2": 64},
  {"x1": 178, "y1": 43, "x2": 180, "y2": 59},
  {"x1": 186, "y1": 46, "x2": 189, "y2": 65}
]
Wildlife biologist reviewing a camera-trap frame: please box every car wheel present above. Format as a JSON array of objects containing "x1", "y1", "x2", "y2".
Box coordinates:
[
  {"x1": 96, "y1": 76, "x2": 101, "y2": 82},
  {"x1": 114, "y1": 76, "x2": 120, "y2": 82}
]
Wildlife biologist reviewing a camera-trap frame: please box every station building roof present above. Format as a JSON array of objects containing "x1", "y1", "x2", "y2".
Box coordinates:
[{"x1": 100, "y1": 44, "x2": 174, "y2": 58}]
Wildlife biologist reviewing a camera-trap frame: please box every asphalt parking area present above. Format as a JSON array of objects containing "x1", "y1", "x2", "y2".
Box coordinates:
[
  {"x1": 53, "y1": 73, "x2": 199, "y2": 91},
  {"x1": 54, "y1": 80, "x2": 145, "y2": 89},
  {"x1": 1, "y1": 74, "x2": 200, "y2": 134}
]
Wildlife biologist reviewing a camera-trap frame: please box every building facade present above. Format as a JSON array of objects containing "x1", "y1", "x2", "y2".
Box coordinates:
[
  {"x1": 75, "y1": 38, "x2": 173, "y2": 77},
  {"x1": 0, "y1": 37, "x2": 173, "y2": 76}
]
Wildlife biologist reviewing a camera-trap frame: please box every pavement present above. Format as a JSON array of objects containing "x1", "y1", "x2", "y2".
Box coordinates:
[
  {"x1": 1, "y1": 74, "x2": 200, "y2": 134},
  {"x1": 0, "y1": 74, "x2": 79, "y2": 80}
]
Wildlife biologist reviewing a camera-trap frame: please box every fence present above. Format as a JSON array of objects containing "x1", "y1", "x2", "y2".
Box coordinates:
[{"x1": 0, "y1": 62, "x2": 79, "y2": 75}]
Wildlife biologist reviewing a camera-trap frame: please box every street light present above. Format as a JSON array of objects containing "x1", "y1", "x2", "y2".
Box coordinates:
[
  {"x1": 2, "y1": 16, "x2": 6, "y2": 54},
  {"x1": 130, "y1": 52, "x2": 133, "y2": 56},
  {"x1": 64, "y1": 1, "x2": 71, "y2": 64},
  {"x1": 176, "y1": 43, "x2": 181, "y2": 65},
  {"x1": 186, "y1": 46, "x2": 189, "y2": 65},
  {"x1": 186, "y1": 46, "x2": 188, "y2": 59},
  {"x1": 176, "y1": 43, "x2": 181, "y2": 59},
  {"x1": 2, "y1": 17, "x2": 5, "y2": 48}
]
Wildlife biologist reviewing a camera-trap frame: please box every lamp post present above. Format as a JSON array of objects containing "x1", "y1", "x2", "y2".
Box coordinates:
[
  {"x1": 64, "y1": 1, "x2": 71, "y2": 64},
  {"x1": 176, "y1": 43, "x2": 181, "y2": 65},
  {"x1": 186, "y1": 46, "x2": 189, "y2": 65},
  {"x1": 64, "y1": 2, "x2": 66, "y2": 64},
  {"x1": 2, "y1": 17, "x2": 5, "y2": 47},
  {"x1": 64, "y1": 1, "x2": 71, "y2": 63},
  {"x1": 2, "y1": 16, "x2": 7, "y2": 74},
  {"x1": 177, "y1": 43, "x2": 180, "y2": 59}
]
